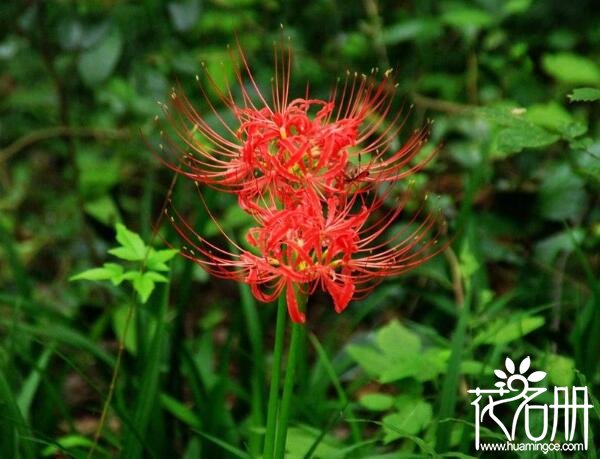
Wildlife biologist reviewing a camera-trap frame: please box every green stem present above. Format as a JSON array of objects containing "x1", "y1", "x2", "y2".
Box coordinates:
[
  {"x1": 239, "y1": 284, "x2": 264, "y2": 457},
  {"x1": 263, "y1": 295, "x2": 287, "y2": 459},
  {"x1": 273, "y1": 320, "x2": 303, "y2": 459}
]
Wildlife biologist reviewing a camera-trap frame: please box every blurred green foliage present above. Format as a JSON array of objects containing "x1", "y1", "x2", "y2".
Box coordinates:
[{"x1": 0, "y1": 0, "x2": 599, "y2": 457}]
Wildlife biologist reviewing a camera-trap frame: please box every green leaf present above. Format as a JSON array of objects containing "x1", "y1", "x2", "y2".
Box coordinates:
[
  {"x1": 146, "y1": 248, "x2": 179, "y2": 271},
  {"x1": 131, "y1": 272, "x2": 156, "y2": 303},
  {"x1": 160, "y1": 393, "x2": 201, "y2": 428},
  {"x1": 112, "y1": 305, "x2": 137, "y2": 354},
  {"x1": 167, "y1": 0, "x2": 201, "y2": 32},
  {"x1": 18, "y1": 348, "x2": 53, "y2": 421},
  {"x1": 115, "y1": 223, "x2": 146, "y2": 256},
  {"x1": 382, "y1": 398, "x2": 433, "y2": 443},
  {"x1": 144, "y1": 271, "x2": 169, "y2": 283},
  {"x1": 77, "y1": 150, "x2": 121, "y2": 197},
  {"x1": 476, "y1": 105, "x2": 527, "y2": 127},
  {"x1": 542, "y1": 53, "x2": 600, "y2": 85},
  {"x1": 473, "y1": 315, "x2": 545, "y2": 345},
  {"x1": 495, "y1": 124, "x2": 559, "y2": 155},
  {"x1": 41, "y1": 434, "x2": 96, "y2": 457},
  {"x1": 503, "y1": 0, "x2": 531, "y2": 15},
  {"x1": 84, "y1": 195, "x2": 121, "y2": 226},
  {"x1": 69, "y1": 263, "x2": 123, "y2": 282},
  {"x1": 442, "y1": 8, "x2": 494, "y2": 29},
  {"x1": 108, "y1": 223, "x2": 147, "y2": 261},
  {"x1": 346, "y1": 344, "x2": 389, "y2": 377},
  {"x1": 283, "y1": 425, "x2": 343, "y2": 459},
  {"x1": 376, "y1": 320, "x2": 420, "y2": 355},
  {"x1": 525, "y1": 102, "x2": 586, "y2": 137},
  {"x1": 459, "y1": 243, "x2": 480, "y2": 279},
  {"x1": 78, "y1": 26, "x2": 123, "y2": 86},
  {"x1": 193, "y1": 431, "x2": 251, "y2": 459},
  {"x1": 359, "y1": 393, "x2": 395, "y2": 411},
  {"x1": 5, "y1": 321, "x2": 115, "y2": 367},
  {"x1": 539, "y1": 163, "x2": 587, "y2": 221},
  {"x1": 0, "y1": 368, "x2": 35, "y2": 459},
  {"x1": 347, "y1": 321, "x2": 447, "y2": 383},
  {"x1": 382, "y1": 18, "x2": 442, "y2": 45},
  {"x1": 107, "y1": 247, "x2": 140, "y2": 261},
  {"x1": 534, "y1": 228, "x2": 585, "y2": 265},
  {"x1": 126, "y1": 271, "x2": 168, "y2": 303},
  {"x1": 121, "y1": 293, "x2": 168, "y2": 458},
  {"x1": 568, "y1": 87, "x2": 600, "y2": 102},
  {"x1": 545, "y1": 355, "x2": 575, "y2": 387}
]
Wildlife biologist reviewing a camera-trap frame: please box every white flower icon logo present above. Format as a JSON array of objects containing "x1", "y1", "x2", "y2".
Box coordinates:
[{"x1": 494, "y1": 356, "x2": 547, "y2": 390}]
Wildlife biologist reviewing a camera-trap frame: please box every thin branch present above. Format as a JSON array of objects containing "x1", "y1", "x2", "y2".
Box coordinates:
[
  {"x1": 0, "y1": 126, "x2": 130, "y2": 164},
  {"x1": 444, "y1": 247, "x2": 465, "y2": 310},
  {"x1": 411, "y1": 93, "x2": 473, "y2": 115},
  {"x1": 362, "y1": 0, "x2": 391, "y2": 71}
]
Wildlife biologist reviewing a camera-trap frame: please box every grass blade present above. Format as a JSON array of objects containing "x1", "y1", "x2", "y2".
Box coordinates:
[
  {"x1": 120, "y1": 282, "x2": 170, "y2": 459},
  {"x1": 0, "y1": 366, "x2": 35, "y2": 459}
]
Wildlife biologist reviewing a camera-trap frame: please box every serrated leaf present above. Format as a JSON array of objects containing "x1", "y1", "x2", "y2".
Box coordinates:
[
  {"x1": 146, "y1": 248, "x2": 179, "y2": 271},
  {"x1": 108, "y1": 246, "x2": 143, "y2": 261},
  {"x1": 116, "y1": 223, "x2": 146, "y2": 255},
  {"x1": 542, "y1": 53, "x2": 600, "y2": 85},
  {"x1": 496, "y1": 124, "x2": 559, "y2": 154},
  {"x1": 84, "y1": 195, "x2": 121, "y2": 226},
  {"x1": 109, "y1": 224, "x2": 147, "y2": 261},
  {"x1": 102, "y1": 263, "x2": 126, "y2": 285},
  {"x1": 69, "y1": 263, "x2": 123, "y2": 282},
  {"x1": 144, "y1": 271, "x2": 169, "y2": 283},
  {"x1": 568, "y1": 87, "x2": 600, "y2": 102},
  {"x1": 130, "y1": 271, "x2": 165, "y2": 303},
  {"x1": 524, "y1": 102, "x2": 581, "y2": 135},
  {"x1": 121, "y1": 270, "x2": 140, "y2": 281}
]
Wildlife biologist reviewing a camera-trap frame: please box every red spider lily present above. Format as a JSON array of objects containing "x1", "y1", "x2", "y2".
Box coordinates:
[
  {"x1": 155, "y1": 44, "x2": 437, "y2": 216},
  {"x1": 166, "y1": 188, "x2": 443, "y2": 323},
  {"x1": 156, "y1": 42, "x2": 444, "y2": 322}
]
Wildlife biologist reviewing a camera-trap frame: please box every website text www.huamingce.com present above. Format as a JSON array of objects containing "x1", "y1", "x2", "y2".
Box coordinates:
[{"x1": 479, "y1": 442, "x2": 585, "y2": 454}]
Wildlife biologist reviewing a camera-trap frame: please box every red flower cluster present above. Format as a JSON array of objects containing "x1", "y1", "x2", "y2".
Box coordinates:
[{"x1": 158, "y1": 45, "x2": 443, "y2": 323}]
